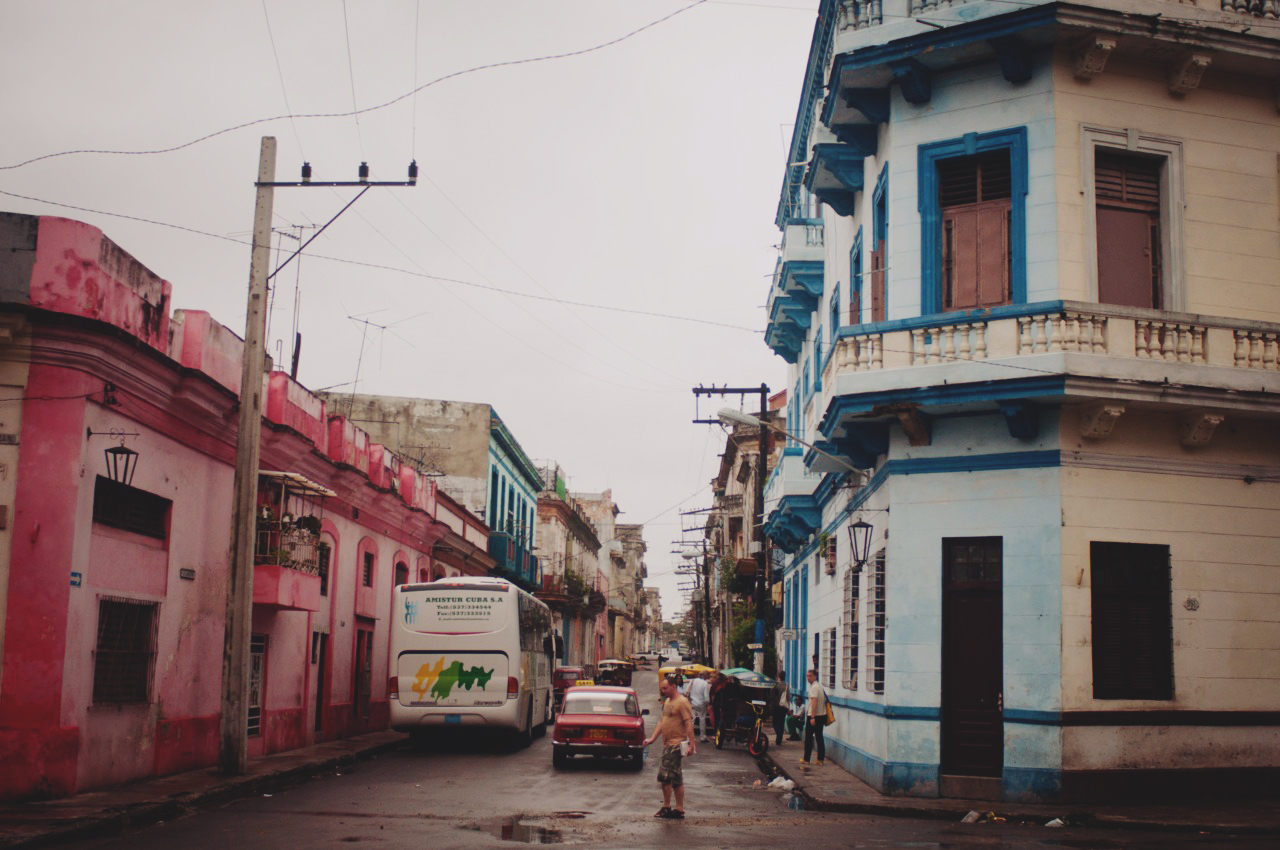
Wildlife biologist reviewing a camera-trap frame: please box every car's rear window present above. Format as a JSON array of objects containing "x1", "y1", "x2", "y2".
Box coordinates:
[{"x1": 563, "y1": 693, "x2": 638, "y2": 716}]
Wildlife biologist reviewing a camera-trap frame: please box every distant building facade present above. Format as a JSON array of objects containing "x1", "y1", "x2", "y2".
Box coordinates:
[{"x1": 320, "y1": 394, "x2": 543, "y2": 590}]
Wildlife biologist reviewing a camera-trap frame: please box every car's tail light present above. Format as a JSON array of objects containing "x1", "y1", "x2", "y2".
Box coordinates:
[
  {"x1": 507, "y1": 677, "x2": 519, "y2": 699},
  {"x1": 388, "y1": 676, "x2": 398, "y2": 701}
]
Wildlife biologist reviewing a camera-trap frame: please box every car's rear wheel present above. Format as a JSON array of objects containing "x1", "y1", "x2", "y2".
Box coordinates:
[
  {"x1": 553, "y1": 747, "x2": 569, "y2": 768},
  {"x1": 629, "y1": 751, "x2": 644, "y2": 771}
]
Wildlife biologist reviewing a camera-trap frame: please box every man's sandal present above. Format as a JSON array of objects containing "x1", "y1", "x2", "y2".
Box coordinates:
[{"x1": 654, "y1": 807, "x2": 671, "y2": 818}]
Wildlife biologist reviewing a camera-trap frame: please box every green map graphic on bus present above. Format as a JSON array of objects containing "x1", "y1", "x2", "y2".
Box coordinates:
[{"x1": 410, "y1": 657, "x2": 495, "y2": 701}]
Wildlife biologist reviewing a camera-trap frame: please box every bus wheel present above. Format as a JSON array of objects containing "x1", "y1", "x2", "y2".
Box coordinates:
[
  {"x1": 534, "y1": 697, "x2": 550, "y2": 738},
  {"x1": 520, "y1": 705, "x2": 534, "y2": 749}
]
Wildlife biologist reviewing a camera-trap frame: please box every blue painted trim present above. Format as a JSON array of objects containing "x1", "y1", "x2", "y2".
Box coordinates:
[
  {"x1": 820, "y1": 376, "x2": 1068, "y2": 428},
  {"x1": 1004, "y1": 708, "x2": 1062, "y2": 726},
  {"x1": 884, "y1": 450, "x2": 1060, "y2": 476},
  {"x1": 829, "y1": 693, "x2": 940, "y2": 720},
  {"x1": 829, "y1": 4, "x2": 1057, "y2": 80},
  {"x1": 776, "y1": 0, "x2": 839, "y2": 229},
  {"x1": 849, "y1": 227, "x2": 863, "y2": 324},
  {"x1": 824, "y1": 736, "x2": 940, "y2": 797},
  {"x1": 1004, "y1": 767, "x2": 1063, "y2": 802},
  {"x1": 836, "y1": 298, "x2": 1071, "y2": 338},
  {"x1": 918, "y1": 126, "x2": 1029, "y2": 314}
]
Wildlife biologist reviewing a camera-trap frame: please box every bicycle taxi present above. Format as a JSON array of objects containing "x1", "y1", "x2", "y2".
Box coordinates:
[
  {"x1": 712, "y1": 668, "x2": 774, "y2": 756},
  {"x1": 596, "y1": 658, "x2": 634, "y2": 687}
]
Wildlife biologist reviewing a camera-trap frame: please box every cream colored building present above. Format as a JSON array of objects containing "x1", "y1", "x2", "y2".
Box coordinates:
[{"x1": 764, "y1": 0, "x2": 1280, "y2": 803}]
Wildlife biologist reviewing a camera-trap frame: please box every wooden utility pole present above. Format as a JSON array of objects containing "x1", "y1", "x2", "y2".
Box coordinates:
[{"x1": 221, "y1": 136, "x2": 276, "y2": 774}]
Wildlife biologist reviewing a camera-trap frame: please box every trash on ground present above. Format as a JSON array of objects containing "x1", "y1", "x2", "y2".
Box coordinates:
[
  {"x1": 1045, "y1": 817, "x2": 1065, "y2": 827},
  {"x1": 767, "y1": 776, "x2": 795, "y2": 791},
  {"x1": 960, "y1": 810, "x2": 981, "y2": 823}
]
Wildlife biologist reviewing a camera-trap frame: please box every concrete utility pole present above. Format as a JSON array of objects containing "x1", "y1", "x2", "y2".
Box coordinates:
[
  {"x1": 219, "y1": 140, "x2": 418, "y2": 775},
  {"x1": 692, "y1": 383, "x2": 771, "y2": 674},
  {"x1": 221, "y1": 136, "x2": 276, "y2": 775}
]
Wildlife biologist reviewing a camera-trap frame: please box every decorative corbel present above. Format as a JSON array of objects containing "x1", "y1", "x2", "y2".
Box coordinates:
[
  {"x1": 889, "y1": 59, "x2": 932, "y2": 106},
  {"x1": 1178, "y1": 411, "x2": 1224, "y2": 448},
  {"x1": 1168, "y1": 52, "x2": 1212, "y2": 95},
  {"x1": 1073, "y1": 35, "x2": 1115, "y2": 80},
  {"x1": 990, "y1": 36, "x2": 1033, "y2": 85},
  {"x1": 1080, "y1": 402, "x2": 1125, "y2": 440},
  {"x1": 998, "y1": 401, "x2": 1039, "y2": 440},
  {"x1": 891, "y1": 405, "x2": 932, "y2": 447}
]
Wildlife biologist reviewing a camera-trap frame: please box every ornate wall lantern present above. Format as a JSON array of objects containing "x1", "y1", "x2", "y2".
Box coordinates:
[
  {"x1": 103, "y1": 442, "x2": 139, "y2": 486},
  {"x1": 848, "y1": 519, "x2": 873, "y2": 571}
]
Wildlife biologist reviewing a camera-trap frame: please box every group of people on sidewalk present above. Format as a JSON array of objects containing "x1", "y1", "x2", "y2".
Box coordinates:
[
  {"x1": 645, "y1": 666, "x2": 831, "y2": 821},
  {"x1": 769, "y1": 668, "x2": 829, "y2": 766}
]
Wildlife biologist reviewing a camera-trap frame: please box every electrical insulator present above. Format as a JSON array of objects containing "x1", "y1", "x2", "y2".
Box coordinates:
[
  {"x1": 358, "y1": 162, "x2": 369, "y2": 182},
  {"x1": 408, "y1": 160, "x2": 418, "y2": 183},
  {"x1": 301, "y1": 162, "x2": 312, "y2": 183}
]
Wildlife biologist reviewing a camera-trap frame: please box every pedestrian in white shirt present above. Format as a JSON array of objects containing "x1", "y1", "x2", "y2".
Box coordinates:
[
  {"x1": 802, "y1": 669, "x2": 828, "y2": 766},
  {"x1": 687, "y1": 672, "x2": 712, "y2": 742}
]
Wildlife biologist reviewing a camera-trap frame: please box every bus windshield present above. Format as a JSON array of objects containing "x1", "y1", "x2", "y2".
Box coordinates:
[{"x1": 401, "y1": 582, "x2": 510, "y2": 635}]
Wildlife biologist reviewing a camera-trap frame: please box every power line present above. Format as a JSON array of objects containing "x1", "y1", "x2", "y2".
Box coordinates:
[{"x1": 0, "y1": 1, "x2": 712, "y2": 172}]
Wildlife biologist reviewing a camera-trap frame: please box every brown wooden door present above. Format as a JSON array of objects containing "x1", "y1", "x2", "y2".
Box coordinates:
[
  {"x1": 1096, "y1": 151, "x2": 1161, "y2": 309},
  {"x1": 355, "y1": 626, "x2": 373, "y2": 723},
  {"x1": 870, "y1": 245, "x2": 886, "y2": 322},
  {"x1": 941, "y1": 538, "x2": 1003, "y2": 777}
]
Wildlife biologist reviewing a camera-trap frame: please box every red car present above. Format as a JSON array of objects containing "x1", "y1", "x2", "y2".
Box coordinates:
[{"x1": 551, "y1": 686, "x2": 648, "y2": 770}]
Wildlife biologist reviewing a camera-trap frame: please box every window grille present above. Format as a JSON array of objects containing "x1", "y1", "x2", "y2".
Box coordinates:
[
  {"x1": 1091, "y1": 542, "x2": 1173, "y2": 700},
  {"x1": 826, "y1": 628, "x2": 837, "y2": 689},
  {"x1": 247, "y1": 634, "x2": 266, "y2": 736},
  {"x1": 93, "y1": 596, "x2": 158, "y2": 705},
  {"x1": 92, "y1": 476, "x2": 170, "y2": 540},
  {"x1": 843, "y1": 568, "x2": 860, "y2": 690},
  {"x1": 362, "y1": 551, "x2": 374, "y2": 587},
  {"x1": 823, "y1": 536, "x2": 837, "y2": 575},
  {"x1": 866, "y1": 549, "x2": 886, "y2": 694}
]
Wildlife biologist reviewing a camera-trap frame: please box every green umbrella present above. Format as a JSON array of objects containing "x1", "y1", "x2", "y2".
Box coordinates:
[{"x1": 720, "y1": 668, "x2": 774, "y2": 684}]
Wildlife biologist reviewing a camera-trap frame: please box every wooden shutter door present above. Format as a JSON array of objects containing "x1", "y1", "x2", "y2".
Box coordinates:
[{"x1": 1096, "y1": 151, "x2": 1161, "y2": 309}]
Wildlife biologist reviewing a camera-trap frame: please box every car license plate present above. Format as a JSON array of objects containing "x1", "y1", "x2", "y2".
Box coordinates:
[
  {"x1": 445, "y1": 714, "x2": 461, "y2": 724},
  {"x1": 588, "y1": 729, "x2": 608, "y2": 740}
]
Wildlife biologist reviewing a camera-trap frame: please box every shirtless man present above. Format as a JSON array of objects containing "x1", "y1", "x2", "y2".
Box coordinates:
[{"x1": 643, "y1": 677, "x2": 697, "y2": 819}]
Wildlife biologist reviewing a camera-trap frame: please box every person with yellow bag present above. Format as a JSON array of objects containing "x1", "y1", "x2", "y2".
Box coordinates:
[{"x1": 801, "y1": 669, "x2": 829, "y2": 766}]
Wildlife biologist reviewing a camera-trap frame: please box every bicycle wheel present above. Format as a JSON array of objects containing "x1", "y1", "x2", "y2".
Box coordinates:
[{"x1": 748, "y1": 725, "x2": 768, "y2": 757}]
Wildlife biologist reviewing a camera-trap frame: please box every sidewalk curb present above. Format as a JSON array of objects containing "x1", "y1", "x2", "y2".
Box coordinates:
[
  {"x1": 755, "y1": 751, "x2": 1280, "y2": 837},
  {"x1": 0, "y1": 737, "x2": 409, "y2": 849}
]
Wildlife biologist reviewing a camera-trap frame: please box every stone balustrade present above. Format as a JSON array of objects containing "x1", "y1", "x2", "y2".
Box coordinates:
[{"x1": 823, "y1": 303, "x2": 1280, "y2": 386}]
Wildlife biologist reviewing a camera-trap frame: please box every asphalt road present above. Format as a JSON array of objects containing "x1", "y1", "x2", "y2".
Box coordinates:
[{"x1": 60, "y1": 669, "x2": 1274, "y2": 849}]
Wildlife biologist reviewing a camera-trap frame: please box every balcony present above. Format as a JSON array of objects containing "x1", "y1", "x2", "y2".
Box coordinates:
[
  {"x1": 818, "y1": 302, "x2": 1280, "y2": 449},
  {"x1": 253, "y1": 526, "x2": 322, "y2": 612},
  {"x1": 489, "y1": 531, "x2": 538, "y2": 588},
  {"x1": 763, "y1": 448, "x2": 825, "y2": 554}
]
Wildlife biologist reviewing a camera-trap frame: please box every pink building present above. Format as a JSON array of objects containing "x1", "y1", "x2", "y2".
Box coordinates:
[{"x1": 0, "y1": 213, "x2": 494, "y2": 801}]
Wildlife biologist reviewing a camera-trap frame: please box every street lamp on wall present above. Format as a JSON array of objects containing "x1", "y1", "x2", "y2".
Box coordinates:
[
  {"x1": 848, "y1": 519, "x2": 873, "y2": 571},
  {"x1": 87, "y1": 428, "x2": 141, "y2": 486},
  {"x1": 716, "y1": 408, "x2": 862, "y2": 475}
]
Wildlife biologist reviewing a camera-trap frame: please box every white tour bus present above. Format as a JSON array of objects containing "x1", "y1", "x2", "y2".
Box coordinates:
[{"x1": 389, "y1": 576, "x2": 556, "y2": 745}]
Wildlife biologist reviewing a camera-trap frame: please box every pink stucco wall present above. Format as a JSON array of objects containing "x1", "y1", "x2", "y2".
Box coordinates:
[{"x1": 0, "y1": 213, "x2": 495, "y2": 801}]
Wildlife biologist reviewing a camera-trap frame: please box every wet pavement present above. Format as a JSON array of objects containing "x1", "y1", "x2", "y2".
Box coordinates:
[{"x1": 3, "y1": 709, "x2": 1279, "y2": 846}]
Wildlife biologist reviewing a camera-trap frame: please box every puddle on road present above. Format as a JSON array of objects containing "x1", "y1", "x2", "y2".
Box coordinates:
[
  {"x1": 495, "y1": 816, "x2": 563, "y2": 844},
  {"x1": 782, "y1": 793, "x2": 806, "y2": 810}
]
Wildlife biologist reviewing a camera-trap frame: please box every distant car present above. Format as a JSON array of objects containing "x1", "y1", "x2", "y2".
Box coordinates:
[
  {"x1": 552, "y1": 666, "x2": 594, "y2": 716},
  {"x1": 551, "y1": 686, "x2": 648, "y2": 770}
]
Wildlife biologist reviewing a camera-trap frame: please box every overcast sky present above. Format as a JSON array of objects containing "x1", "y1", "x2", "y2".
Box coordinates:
[{"x1": 2, "y1": 0, "x2": 818, "y2": 618}]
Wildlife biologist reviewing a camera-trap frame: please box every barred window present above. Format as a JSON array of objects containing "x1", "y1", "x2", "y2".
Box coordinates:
[
  {"x1": 93, "y1": 597, "x2": 158, "y2": 705},
  {"x1": 362, "y1": 551, "x2": 374, "y2": 587},
  {"x1": 823, "y1": 536, "x2": 837, "y2": 576},
  {"x1": 247, "y1": 634, "x2": 267, "y2": 736},
  {"x1": 866, "y1": 549, "x2": 886, "y2": 694},
  {"x1": 92, "y1": 476, "x2": 170, "y2": 540},
  {"x1": 826, "y1": 628, "x2": 837, "y2": 689},
  {"x1": 843, "y1": 568, "x2": 860, "y2": 690}
]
